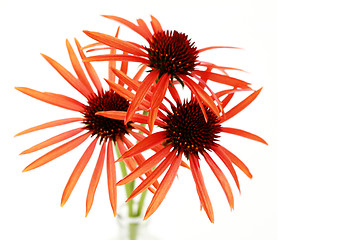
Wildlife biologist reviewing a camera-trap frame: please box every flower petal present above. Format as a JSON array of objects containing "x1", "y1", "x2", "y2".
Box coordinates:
[
  {"x1": 150, "y1": 15, "x2": 163, "y2": 33},
  {"x1": 61, "y1": 137, "x2": 98, "y2": 207},
  {"x1": 20, "y1": 127, "x2": 84, "y2": 155},
  {"x1": 15, "y1": 87, "x2": 85, "y2": 112},
  {"x1": 127, "y1": 150, "x2": 176, "y2": 201},
  {"x1": 23, "y1": 132, "x2": 91, "y2": 172},
  {"x1": 118, "y1": 131, "x2": 167, "y2": 160},
  {"x1": 125, "y1": 70, "x2": 158, "y2": 124},
  {"x1": 222, "y1": 88, "x2": 262, "y2": 122},
  {"x1": 193, "y1": 70, "x2": 251, "y2": 90},
  {"x1": 216, "y1": 145, "x2": 252, "y2": 179},
  {"x1": 15, "y1": 118, "x2": 82, "y2": 137},
  {"x1": 144, "y1": 152, "x2": 182, "y2": 220},
  {"x1": 106, "y1": 141, "x2": 117, "y2": 216},
  {"x1": 41, "y1": 53, "x2": 91, "y2": 98},
  {"x1": 86, "y1": 141, "x2": 107, "y2": 216},
  {"x1": 212, "y1": 146, "x2": 242, "y2": 190},
  {"x1": 83, "y1": 31, "x2": 148, "y2": 57},
  {"x1": 117, "y1": 144, "x2": 172, "y2": 185},
  {"x1": 197, "y1": 46, "x2": 242, "y2": 53},
  {"x1": 66, "y1": 39, "x2": 94, "y2": 95},
  {"x1": 203, "y1": 151, "x2": 234, "y2": 210},
  {"x1": 102, "y1": 15, "x2": 151, "y2": 40},
  {"x1": 189, "y1": 154, "x2": 214, "y2": 223},
  {"x1": 84, "y1": 54, "x2": 150, "y2": 64},
  {"x1": 75, "y1": 39, "x2": 103, "y2": 94},
  {"x1": 221, "y1": 127, "x2": 268, "y2": 145}
]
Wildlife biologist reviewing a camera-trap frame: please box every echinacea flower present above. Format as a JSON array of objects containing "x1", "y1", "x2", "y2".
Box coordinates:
[
  {"x1": 97, "y1": 88, "x2": 267, "y2": 222},
  {"x1": 15, "y1": 38, "x2": 159, "y2": 216},
  {"x1": 83, "y1": 15, "x2": 252, "y2": 132}
]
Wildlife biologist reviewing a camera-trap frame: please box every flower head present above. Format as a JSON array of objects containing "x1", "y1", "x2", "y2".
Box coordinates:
[
  {"x1": 97, "y1": 88, "x2": 267, "y2": 222},
  {"x1": 83, "y1": 15, "x2": 252, "y2": 132},
  {"x1": 15, "y1": 38, "x2": 157, "y2": 216}
]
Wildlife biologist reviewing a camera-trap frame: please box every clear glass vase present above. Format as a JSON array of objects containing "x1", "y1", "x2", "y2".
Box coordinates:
[{"x1": 115, "y1": 204, "x2": 159, "y2": 240}]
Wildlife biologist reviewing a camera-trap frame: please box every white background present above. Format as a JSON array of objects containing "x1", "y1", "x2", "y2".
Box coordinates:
[{"x1": 1, "y1": 0, "x2": 358, "y2": 239}]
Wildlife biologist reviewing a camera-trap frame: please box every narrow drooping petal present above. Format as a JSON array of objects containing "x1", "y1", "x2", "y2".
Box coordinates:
[
  {"x1": 117, "y1": 144, "x2": 172, "y2": 185},
  {"x1": 104, "y1": 79, "x2": 135, "y2": 101},
  {"x1": 221, "y1": 127, "x2": 268, "y2": 145},
  {"x1": 136, "y1": 18, "x2": 152, "y2": 39},
  {"x1": 84, "y1": 54, "x2": 150, "y2": 64},
  {"x1": 111, "y1": 68, "x2": 140, "y2": 90},
  {"x1": 20, "y1": 127, "x2": 84, "y2": 155},
  {"x1": 108, "y1": 27, "x2": 121, "y2": 83},
  {"x1": 144, "y1": 152, "x2": 182, "y2": 220},
  {"x1": 221, "y1": 88, "x2": 262, "y2": 122},
  {"x1": 41, "y1": 54, "x2": 91, "y2": 98},
  {"x1": 127, "y1": 150, "x2": 176, "y2": 201},
  {"x1": 106, "y1": 141, "x2": 117, "y2": 216},
  {"x1": 149, "y1": 74, "x2": 169, "y2": 132},
  {"x1": 193, "y1": 70, "x2": 251, "y2": 90},
  {"x1": 212, "y1": 146, "x2": 241, "y2": 190},
  {"x1": 66, "y1": 39, "x2": 94, "y2": 95},
  {"x1": 129, "y1": 123, "x2": 150, "y2": 136},
  {"x1": 202, "y1": 151, "x2": 234, "y2": 210},
  {"x1": 102, "y1": 15, "x2": 151, "y2": 40},
  {"x1": 118, "y1": 131, "x2": 167, "y2": 160},
  {"x1": 197, "y1": 46, "x2": 242, "y2": 53},
  {"x1": 125, "y1": 70, "x2": 158, "y2": 123},
  {"x1": 189, "y1": 154, "x2": 214, "y2": 223},
  {"x1": 15, "y1": 118, "x2": 82, "y2": 137},
  {"x1": 61, "y1": 137, "x2": 98, "y2": 207},
  {"x1": 23, "y1": 132, "x2": 91, "y2": 172},
  {"x1": 150, "y1": 15, "x2": 163, "y2": 33},
  {"x1": 182, "y1": 75, "x2": 220, "y2": 117},
  {"x1": 75, "y1": 39, "x2": 103, "y2": 94},
  {"x1": 215, "y1": 145, "x2": 253, "y2": 179},
  {"x1": 86, "y1": 141, "x2": 107, "y2": 216},
  {"x1": 83, "y1": 31, "x2": 148, "y2": 57},
  {"x1": 15, "y1": 87, "x2": 85, "y2": 112},
  {"x1": 116, "y1": 138, "x2": 137, "y2": 171}
]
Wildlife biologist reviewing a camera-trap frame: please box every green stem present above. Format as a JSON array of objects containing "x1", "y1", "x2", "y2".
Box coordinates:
[{"x1": 136, "y1": 190, "x2": 148, "y2": 217}]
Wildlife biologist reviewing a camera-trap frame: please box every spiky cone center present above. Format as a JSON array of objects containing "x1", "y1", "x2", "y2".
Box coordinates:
[
  {"x1": 83, "y1": 90, "x2": 132, "y2": 141},
  {"x1": 146, "y1": 30, "x2": 199, "y2": 78},
  {"x1": 162, "y1": 100, "x2": 222, "y2": 158}
]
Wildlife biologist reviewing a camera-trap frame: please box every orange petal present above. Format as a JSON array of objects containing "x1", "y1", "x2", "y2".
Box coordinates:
[
  {"x1": 84, "y1": 54, "x2": 150, "y2": 64},
  {"x1": 111, "y1": 68, "x2": 140, "y2": 90},
  {"x1": 106, "y1": 141, "x2": 117, "y2": 216},
  {"x1": 189, "y1": 154, "x2": 214, "y2": 223},
  {"x1": 41, "y1": 53, "x2": 91, "y2": 98},
  {"x1": 136, "y1": 18, "x2": 152, "y2": 39},
  {"x1": 133, "y1": 65, "x2": 148, "y2": 82},
  {"x1": 61, "y1": 137, "x2": 98, "y2": 207},
  {"x1": 102, "y1": 15, "x2": 151, "y2": 40},
  {"x1": 216, "y1": 145, "x2": 252, "y2": 179},
  {"x1": 23, "y1": 132, "x2": 91, "y2": 172},
  {"x1": 83, "y1": 31, "x2": 148, "y2": 57},
  {"x1": 127, "y1": 150, "x2": 176, "y2": 201},
  {"x1": 117, "y1": 144, "x2": 172, "y2": 185},
  {"x1": 212, "y1": 146, "x2": 242, "y2": 190},
  {"x1": 20, "y1": 127, "x2": 84, "y2": 155},
  {"x1": 150, "y1": 15, "x2": 163, "y2": 33},
  {"x1": 15, "y1": 87, "x2": 85, "y2": 112},
  {"x1": 118, "y1": 131, "x2": 166, "y2": 160},
  {"x1": 221, "y1": 127, "x2": 268, "y2": 145},
  {"x1": 66, "y1": 39, "x2": 94, "y2": 95},
  {"x1": 105, "y1": 79, "x2": 135, "y2": 101},
  {"x1": 203, "y1": 151, "x2": 234, "y2": 210},
  {"x1": 15, "y1": 118, "x2": 82, "y2": 137},
  {"x1": 222, "y1": 88, "x2": 263, "y2": 123},
  {"x1": 125, "y1": 71, "x2": 158, "y2": 123},
  {"x1": 129, "y1": 123, "x2": 150, "y2": 136},
  {"x1": 116, "y1": 138, "x2": 137, "y2": 170},
  {"x1": 108, "y1": 27, "x2": 120, "y2": 83},
  {"x1": 183, "y1": 76, "x2": 220, "y2": 117},
  {"x1": 144, "y1": 152, "x2": 182, "y2": 220},
  {"x1": 86, "y1": 141, "x2": 106, "y2": 216},
  {"x1": 197, "y1": 46, "x2": 242, "y2": 53},
  {"x1": 192, "y1": 70, "x2": 251, "y2": 90},
  {"x1": 75, "y1": 39, "x2": 103, "y2": 94}
]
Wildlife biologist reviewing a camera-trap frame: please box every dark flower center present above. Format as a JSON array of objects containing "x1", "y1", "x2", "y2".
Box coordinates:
[
  {"x1": 162, "y1": 100, "x2": 221, "y2": 158},
  {"x1": 83, "y1": 90, "x2": 132, "y2": 141},
  {"x1": 146, "y1": 30, "x2": 199, "y2": 78}
]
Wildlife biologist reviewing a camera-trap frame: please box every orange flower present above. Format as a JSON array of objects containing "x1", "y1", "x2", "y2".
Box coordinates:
[
  {"x1": 83, "y1": 15, "x2": 252, "y2": 132},
  {"x1": 97, "y1": 88, "x2": 267, "y2": 222},
  {"x1": 15, "y1": 38, "x2": 158, "y2": 216}
]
